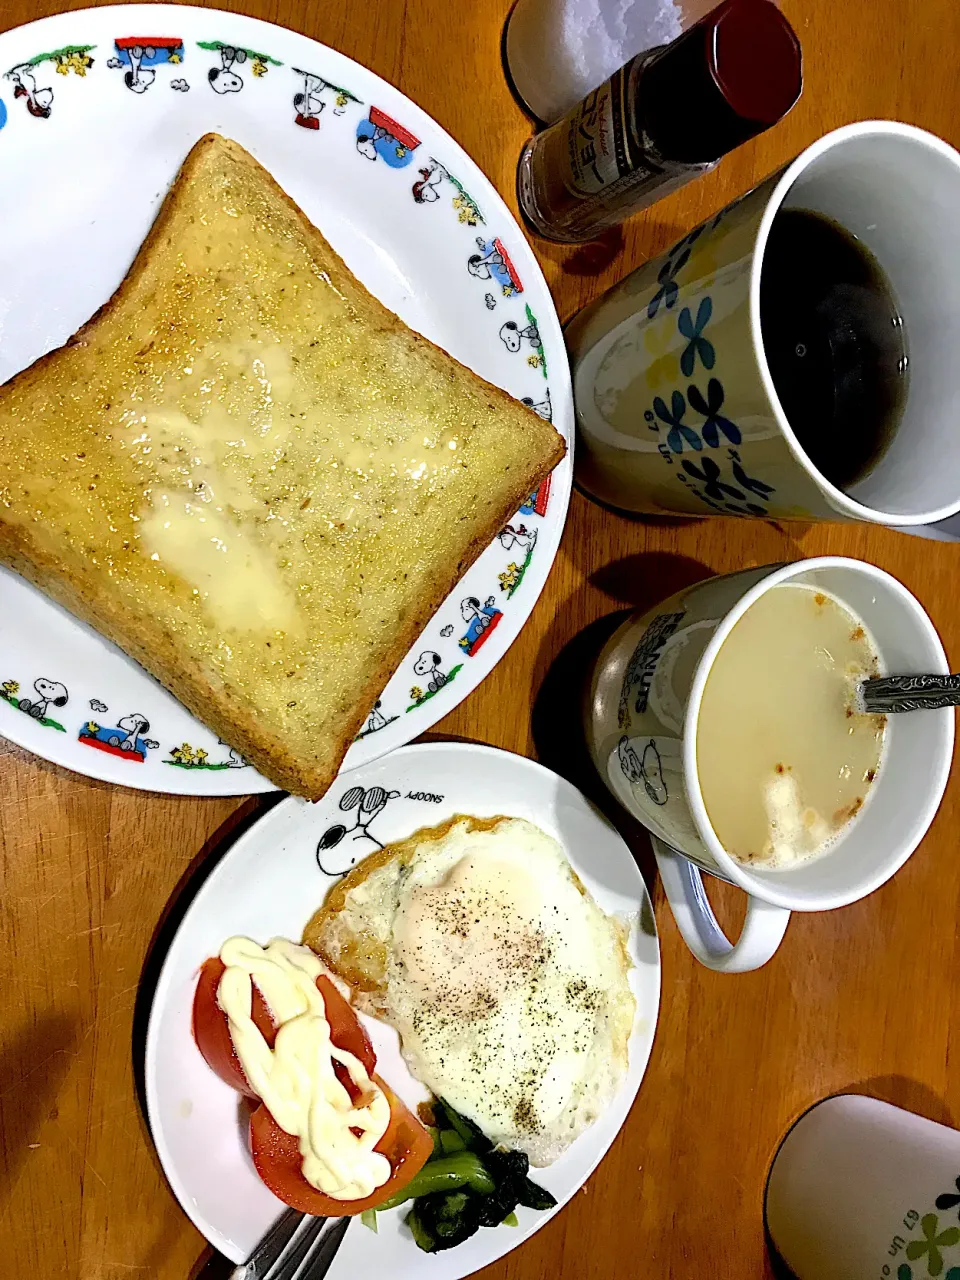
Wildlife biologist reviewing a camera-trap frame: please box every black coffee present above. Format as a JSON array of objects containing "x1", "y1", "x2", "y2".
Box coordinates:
[{"x1": 759, "y1": 208, "x2": 908, "y2": 491}]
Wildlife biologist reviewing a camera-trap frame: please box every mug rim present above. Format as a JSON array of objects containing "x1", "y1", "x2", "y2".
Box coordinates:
[
  {"x1": 681, "y1": 555, "x2": 954, "y2": 909},
  {"x1": 748, "y1": 120, "x2": 960, "y2": 527}
]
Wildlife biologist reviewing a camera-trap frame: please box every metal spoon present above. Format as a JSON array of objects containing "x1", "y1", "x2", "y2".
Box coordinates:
[{"x1": 858, "y1": 673, "x2": 960, "y2": 714}]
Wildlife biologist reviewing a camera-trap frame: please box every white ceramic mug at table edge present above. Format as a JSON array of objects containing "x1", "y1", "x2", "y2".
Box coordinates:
[
  {"x1": 749, "y1": 120, "x2": 960, "y2": 527},
  {"x1": 653, "y1": 556, "x2": 954, "y2": 971}
]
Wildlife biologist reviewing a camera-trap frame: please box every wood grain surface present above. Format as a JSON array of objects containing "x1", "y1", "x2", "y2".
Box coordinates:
[{"x1": 3, "y1": 1, "x2": 960, "y2": 1276}]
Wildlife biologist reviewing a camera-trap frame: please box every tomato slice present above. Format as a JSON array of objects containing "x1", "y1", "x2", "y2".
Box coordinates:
[
  {"x1": 193, "y1": 959, "x2": 378, "y2": 1098},
  {"x1": 192, "y1": 957, "x2": 278, "y2": 1096},
  {"x1": 250, "y1": 1075, "x2": 433, "y2": 1215},
  {"x1": 194, "y1": 952, "x2": 427, "y2": 1212},
  {"x1": 315, "y1": 974, "x2": 376, "y2": 1078}
]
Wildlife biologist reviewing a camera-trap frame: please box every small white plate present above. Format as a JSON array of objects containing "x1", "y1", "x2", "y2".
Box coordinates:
[
  {"x1": 0, "y1": 5, "x2": 572, "y2": 795},
  {"x1": 144, "y1": 742, "x2": 660, "y2": 1275}
]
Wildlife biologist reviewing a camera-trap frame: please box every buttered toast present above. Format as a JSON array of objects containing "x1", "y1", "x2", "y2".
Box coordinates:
[{"x1": 0, "y1": 135, "x2": 564, "y2": 797}]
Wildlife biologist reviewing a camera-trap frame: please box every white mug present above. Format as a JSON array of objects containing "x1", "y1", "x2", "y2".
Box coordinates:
[
  {"x1": 766, "y1": 1095, "x2": 960, "y2": 1280},
  {"x1": 567, "y1": 122, "x2": 960, "y2": 525},
  {"x1": 585, "y1": 557, "x2": 954, "y2": 971}
]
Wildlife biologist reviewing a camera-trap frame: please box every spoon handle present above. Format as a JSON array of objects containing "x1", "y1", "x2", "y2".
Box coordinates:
[{"x1": 860, "y1": 673, "x2": 960, "y2": 714}]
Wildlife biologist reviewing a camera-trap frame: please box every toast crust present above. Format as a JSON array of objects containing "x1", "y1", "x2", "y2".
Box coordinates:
[{"x1": 0, "y1": 137, "x2": 564, "y2": 797}]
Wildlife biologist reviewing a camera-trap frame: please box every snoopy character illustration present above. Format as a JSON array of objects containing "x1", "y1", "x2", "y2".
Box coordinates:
[
  {"x1": 521, "y1": 390, "x2": 553, "y2": 422},
  {"x1": 498, "y1": 524, "x2": 537, "y2": 557},
  {"x1": 467, "y1": 237, "x2": 523, "y2": 295},
  {"x1": 79, "y1": 712, "x2": 159, "y2": 762},
  {"x1": 355, "y1": 108, "x2": 420, "y2": 167},
  {"x1": 413, "y1": 650, "x2": 448, "y2": 693},
  {"x1": 499, "y1": 318, "x2": 541, "y2": 354},
  {"x1": 412, "y1": 158, "x2": 444, "y2": 203},
  {"x1": 208, "y1": 44, "x2": 246, "y2": 94},
  {"x1": 316, "y1": 784, "x2": 401, "y2": 874},
  {"x1": 293, "y1": 70, "x2": 325, "y2": 128},
  {"x1": 19, "y1": 677, "x2": 67, "y2": 721},
  {"x1": 618, "y1": 736, "x2": 668, "y2": 806},
  {"x1": 5, "y1": 65, "x2": 54, "y2": 118},
  {"x1": 458, "y1": 596, "x2": 502, "y2": 656}
]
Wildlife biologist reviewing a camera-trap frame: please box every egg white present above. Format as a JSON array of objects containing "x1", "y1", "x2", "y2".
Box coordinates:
[{"x1": 377, "y1": 818, "x2": 635, "y2": 1165}]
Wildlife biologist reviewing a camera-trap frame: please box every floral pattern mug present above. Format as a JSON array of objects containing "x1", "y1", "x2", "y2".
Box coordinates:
[{"x1": 567, "y1": 121, "x2": 960, "y2": 527}]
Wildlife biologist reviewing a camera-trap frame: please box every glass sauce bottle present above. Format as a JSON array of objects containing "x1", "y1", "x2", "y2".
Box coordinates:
[{"x1": 517, "y1": 0, "x2": 802, "y2": 244}]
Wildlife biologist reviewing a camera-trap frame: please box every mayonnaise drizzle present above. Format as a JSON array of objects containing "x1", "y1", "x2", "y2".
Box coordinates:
[{"x1": 216, "y1": 936, "x2": 391, "y2": 1201}]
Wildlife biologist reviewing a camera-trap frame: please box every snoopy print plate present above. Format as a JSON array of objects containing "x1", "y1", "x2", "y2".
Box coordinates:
[
  {"x1": 145, "y1": 742, "x2": 660, "y2": 1275},
  {"x1": 0, "y1": 5, "x2": 572, "y2": 795}
]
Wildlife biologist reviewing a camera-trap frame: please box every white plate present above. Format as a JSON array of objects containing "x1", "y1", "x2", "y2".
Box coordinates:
[
  {"x1": 144, "y1": 742, "x2": 660, "y2": 1274},
  {"x1": 0, "y1": 5, "x2": 572, "y2": 795}
]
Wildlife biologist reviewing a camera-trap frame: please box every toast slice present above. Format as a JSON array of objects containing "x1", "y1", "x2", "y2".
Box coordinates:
[{"x1": 0, "y1": 135, "x2": 564, "y2": 797}]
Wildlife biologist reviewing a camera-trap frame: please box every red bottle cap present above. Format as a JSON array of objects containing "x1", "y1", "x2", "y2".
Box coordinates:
[{"x1": 639, "y1": 0, "x2": 802, "y2": 165}]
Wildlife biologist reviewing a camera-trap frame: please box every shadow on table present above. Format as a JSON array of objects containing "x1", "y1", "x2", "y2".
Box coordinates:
[
  {"x1": 530, "y1": 612, "x2": 645, "y2": 875},
  {"x1": 586, "y1": 549, "x2": 713, "y2": 609},
  {"x1": 851, "y1": 1073, "x2": 955, "y2": 1127},
  {"x1": 570, "y1": 480, "x2": 706, "y2": 530},
  {"x1": 0, "y1": 1008, "x2": 79, "y2": 1209},
  {"x1": 190, "y1": 1246, "x2": 232, "y2": 1279},
  {"x1": 524, "y1": 550, "x2": 714, "y2": 891}
]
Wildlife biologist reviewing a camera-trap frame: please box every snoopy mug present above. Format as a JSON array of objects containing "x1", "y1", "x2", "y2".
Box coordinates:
[{"x1": 585, "y1": 558, "x2": 953, "y2": 972}]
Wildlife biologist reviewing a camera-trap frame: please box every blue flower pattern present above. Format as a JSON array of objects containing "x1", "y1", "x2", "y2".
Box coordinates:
[
  {"x1": 680, "y1": 457, "x2": 746, "y2": 503},
  {"x1": 644, "y1": 260, "x2": 777, "y2": 515},
  {"x1": 731, "y1": 458, "x2": 774, "y2": 499},
  {"x1": 679, "y1": 457, "x2": 768, "y2": 516},
  {"x1": 653, "y1": 390, "x2": 701, "y2": 454},
  {"x1": 679, "y1": 298, "x2": 715, "y2": 376},
  {"x1": 688, "y1": 378, "x2": 740, "y2": 447}
]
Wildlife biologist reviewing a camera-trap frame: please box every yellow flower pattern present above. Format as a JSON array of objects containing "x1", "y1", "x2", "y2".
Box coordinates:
[{"x1": 643, "y1": 316, "x2": 681, "y2": 393}]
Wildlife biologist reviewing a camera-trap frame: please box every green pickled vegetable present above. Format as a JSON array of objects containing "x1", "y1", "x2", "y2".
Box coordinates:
[
  {"x1": 412, "y1": 1189, "x2": 484, "y2": 1251},
  {"x1": 387, "y1": 1099, "x2": 557, "y2": 1254},
  {"x1": 518, "y1": 1176, "x2": 557, "y2": 1211},
  {"x1": 376, "y1": 1151, "x2": 495, "y2": 1211},
  {"x1": 440, "y1": 1128, "x2": 466, "y2": 1154},
  {"x1": 406, "y1": 1205, "x2": 436, "y2": 1253},
  {"x1": 435, "y1": 1098, "x2": 492, "y2": 1152}
]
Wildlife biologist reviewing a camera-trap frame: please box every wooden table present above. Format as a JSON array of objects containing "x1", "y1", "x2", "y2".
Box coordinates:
[{"x1": 3, "y1": 0, "x2": 960, "y2": 1275}]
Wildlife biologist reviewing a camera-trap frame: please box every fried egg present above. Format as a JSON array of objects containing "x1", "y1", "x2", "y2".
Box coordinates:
[{"x1": 303, "y1": 815, "x2": 635, "y2": 1166}]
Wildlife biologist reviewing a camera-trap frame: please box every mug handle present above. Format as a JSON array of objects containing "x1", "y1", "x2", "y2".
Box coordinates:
[{"x1": 651, "y1": 836, "x2": 791, "y2": 972}]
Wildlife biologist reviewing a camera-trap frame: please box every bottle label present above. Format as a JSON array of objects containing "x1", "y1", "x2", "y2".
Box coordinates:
[
  {"x1": 563, "y1": 60, "x2": 657, "y2": 198},
  {"x1": 518, "y1": 48, "x2": 709, "y2": 240}
]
